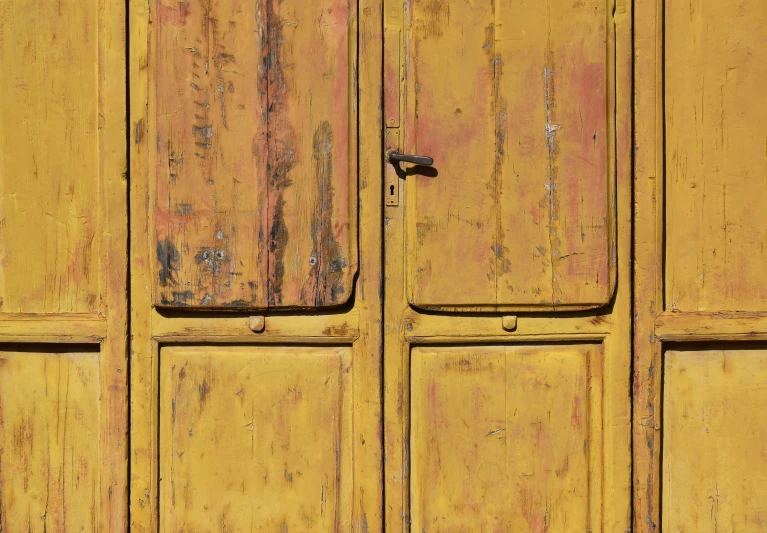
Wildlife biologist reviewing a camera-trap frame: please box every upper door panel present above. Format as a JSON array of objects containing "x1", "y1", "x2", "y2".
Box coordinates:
[
  {"x1": 0, "y1": 0, "x2": 102, "y2": 313},
  {"x1": 151, "y1": 0, "x2": 357, "y2": 309},
  {"x1": 404, "y1": 0, "x2": 616, "y2": 312}
]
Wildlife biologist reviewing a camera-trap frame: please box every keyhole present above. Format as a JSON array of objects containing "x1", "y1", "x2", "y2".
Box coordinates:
[{"x1": 390, "y1": 184, "x2": 395, "y2": 196}]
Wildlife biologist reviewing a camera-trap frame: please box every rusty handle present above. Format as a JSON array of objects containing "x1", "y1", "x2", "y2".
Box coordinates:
[{"x1": 387, "y1": 150, "x2": 434, "y2": 167}]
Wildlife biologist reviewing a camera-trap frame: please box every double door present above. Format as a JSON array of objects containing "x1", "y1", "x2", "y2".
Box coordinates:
[{"x1": 1, "y1": 0, "x2": 766, "y2": 531}]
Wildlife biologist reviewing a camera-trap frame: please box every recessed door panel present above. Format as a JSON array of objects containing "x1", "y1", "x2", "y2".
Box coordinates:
[
  {"x1": 663, "y1": 347, "x2": 767, "y2": 531},
  {"x1": 0, "y1": 347, "x2": 101, "y2": 532},
  {"x1": 410, "y1": 344, "x2": 602, "y2": 531},
  {"x1": 152, "y1": 0, "x2": 358, "y2": 309},
  {"x1": 159, "y1": 345, "x2": 353, "y2": 531},
  {"x1": 665, "y1": 0, "x2": 767, "y2": 312},
  {"x1": 0, "y1": 0, "x2": 101, "y2": 313},
  {"x1": 404, "y1": 0, "x2": 615, "y2": 311}
]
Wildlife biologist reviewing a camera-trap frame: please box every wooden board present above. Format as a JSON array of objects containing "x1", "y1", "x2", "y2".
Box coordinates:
[
  {"x1": 152, "y1": 0, "x2": 358, "y2": 309},
  {"x1": 0, "y1": 348, "x2": 101, "y2": 532},
  {"x1": 410, "y1": 344, "x2": 602, "y2": 531},
  {"x1": 665, "y1": 0, "x2": 767, "y2": 312},
  {"x1": 0, "y1": 0, "x2": 101, "y2": 313},
  {"x1": 159, "y1": 345, "x2": 353, "y2": 531},
  {"x1": 404, "y1": 0, "x2": 615, "y2": 311},
  {"x1": 664, "y1": 347, "x2": 767, "y2": 531}
]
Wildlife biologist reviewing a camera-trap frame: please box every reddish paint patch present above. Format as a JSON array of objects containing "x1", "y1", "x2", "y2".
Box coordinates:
[
  {"x1": 156, "y1": 1, "x2": 191, "y2": 27},
  {"x1": 571, "y1": 395, "x2": 583, "y2": 430}
]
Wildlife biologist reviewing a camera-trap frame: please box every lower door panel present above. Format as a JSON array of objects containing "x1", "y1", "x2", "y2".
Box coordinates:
[
  {"x1": 0, "y1": 345, "x2": 106, "y2": 531},
  {"x1": 159, "y1": 345, "x2": 353, "y2": 531},
  {"x1": 410, "y1": 344, "x2": 603, "y2": 532}
]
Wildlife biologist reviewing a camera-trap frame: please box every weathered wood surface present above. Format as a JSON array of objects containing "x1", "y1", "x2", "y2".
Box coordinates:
[
  {"x1": 633, "y1": 1, "x2": 767, "y2": 531},
  {"x1": 664, "y1": 347, "x2": 767, "y2": 531},
  {"x1": 665, "y1": 0, "x2": 767, "y2": 312},
  {"x1": 153, "y1": 0, "x2": 357, "y2": 309},
  {"x1": 0, "y1": 349, "x2": 101, "y2": 532},
  {"x1": 0, "y1": 0, "x2": 101, "y2": 313},
  {"x1": 410, "y1": 344, "x2": 601, "y2": 531},
  {"x1": 159, "y1": 345, "x2": 352, "y2": 531},
  {"x1": 405, "y1": 0, "x2": 614, "y2": 311}
]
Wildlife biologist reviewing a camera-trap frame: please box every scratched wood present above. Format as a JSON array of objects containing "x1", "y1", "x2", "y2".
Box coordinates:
[
  {"x1": 404, "y1": 0, "x2": 614, "y2": 311},
  {"x1": 665, "y1": 0, "x2": 767, "y2": 312},
  {"x1": 159, "y1": 345, "x2": 353, "y2": 531},
  {"x1": 0, "y1": 348, "x2": 100, "y2": 532},
  {"x1": 0, "y1": 0, "x2": 100, "y2": 313},
  {"x1": 152, "y1": 0, "x2": 357, "y2": 309},
  {"x1": 663, "y1": 347, "x2": 767, "y2": 532},
  {"x1": 410, "y1": 344, "x2": 601, "y2": 531}
]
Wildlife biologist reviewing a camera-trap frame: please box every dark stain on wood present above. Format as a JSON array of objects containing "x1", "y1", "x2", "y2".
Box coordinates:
[
  {"x1": 303, "y1": 120, "x2": 347, "y2": 305},
  {"x1": 156, "y1": 238, "x2": 181, "y2": 287},
  {"x1": 265, "y1": 0, "x2": 297, "y2": 308}
]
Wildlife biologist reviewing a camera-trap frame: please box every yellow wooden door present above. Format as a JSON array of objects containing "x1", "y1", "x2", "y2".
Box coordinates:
[
  {"x1": 4, "y1": 0, "x2": 766, "y2": 530},
  {"x1": 383, "y1": 0, "x2": 632, "y2": 531},
  {"x1": 0, "y1": 0, "x2": 128, "y2": 530},
  {"x1": 634, "y1": 1, "x2": 767, "y2": 531},
  {"x1": 128, "y1": 0, "x2": 383, "y2": 530}
]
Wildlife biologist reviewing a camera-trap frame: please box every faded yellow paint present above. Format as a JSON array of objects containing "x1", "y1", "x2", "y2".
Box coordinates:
[
  {"x1": 0, "y1": 0, "x2": 100, "y2": 313},
  {"x1": 665, "y1": 0, "x2": 767, "y2": 312},
  {"x1": 131, "y1": 0, "x2": 382, "y2": 531},
  {"x1": 0, "y1": 348, "x2": 100, "y2": 532},
  {"x1": 410, "y1": 344, "x2": 602, "y2": 532},
  {"x1": 385, "y1": 0, "x2": 632, "y2": 531},
  {"x1": 634, "y1": 1, "x2": 767, "y2": 531},
  {"x1": 159, "y1": 345, "x2": 353, "y2": 531},
  {"x1": 404, "y1": 0, "x2": 616, "y2": 311},
  {"x1": 664, "y1": 347, "x2": 767, "y2": 532},
  {"x1": 0, "y1": 0, "x2": 128, "y2": 529}
]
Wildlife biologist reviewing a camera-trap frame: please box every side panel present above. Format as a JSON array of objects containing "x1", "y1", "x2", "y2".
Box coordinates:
[
  {"x1": 159, "y1": 346, "x2": 352, "y2": 531},
  {"x1": 0, "y1": 348, "x2": 101, "y2": 532},
  {"x1": 665, "y1": 0, "x2": 767, "y2": 312},
  {"x1": 404, "y1": 0, "x2": 615, "y2": 311},
  {"x1": 0, "y1": 0, "x2": 100, "y2": 313},
  {"x1": 0, "y1": 0, "x2": 128, "y2": 529},
  {"x1": 633, "y1": 1, "x2": 767, "y2": 531},
  {"x1": 663, "y1": 347, "x2": 767, "y2": 531},
  {"x1": 410, "y1": 344, "x2": 601, "y2": 532},
  {"x1": 152, "y1": 0, "x2": 358, "y2": 309}
]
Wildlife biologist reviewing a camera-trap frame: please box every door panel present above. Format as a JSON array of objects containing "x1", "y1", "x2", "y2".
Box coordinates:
[
  {"x1": 152, "y1": 0, "x2": 358, "y2": 309},
  {"x1": 663, "y1": 346, "x2": 767, "y2": 532},
  {"x1": 404, "y1": 0, "x2": 616, "y2": 312},
  {"x1": 634, "y1": 0, "x2": 767, "y2": 531},
  {"x1": 0, "y1": 0, "x2": 128, "y2": 529},
  {"x1": 159, "y1": 345, "x2": 352, "y2": 531},
  {"x1": 0, "y1": 347, "x2": 101, "y2": 531},
  {"x1": 410, "y1": 344, "x2": 601, "y2": 532},
  {"x1": 0, "y1": 0, "x2": 101, "y2": 313},
  {"x1": 664, "y1": 1, "x2": 767, "y2": 312}
]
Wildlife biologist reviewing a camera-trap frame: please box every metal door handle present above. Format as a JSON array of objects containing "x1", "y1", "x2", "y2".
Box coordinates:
[{"x1": 387, "y1": 150, "x2": 434, "y2": 167}]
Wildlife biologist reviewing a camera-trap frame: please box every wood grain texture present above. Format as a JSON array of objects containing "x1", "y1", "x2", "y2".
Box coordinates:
[
  {"x1": 405, "y1": 0, "x2": 614, "y2": 311},
  {"x1": 665, "y1": 0, "x2": 767, "y2": 312},
  {"x1": 152, "y1": 0, "x2": 357, "y2": 309},
  {"x1": 159, "y1": 345, "x2": 352, "y2": 531},
  {"x1": 0, "y1": 0, "x2": 100, "y2": 313},
  {"x1": 410, "y1": 344, "x2": 602, "y2": 532},
  {"x1": 664, "y1": 347, "x2": 767, "y2": 532},
  {"x1": 0, "y1": 348, "x2": 100, "y2": 532}
]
